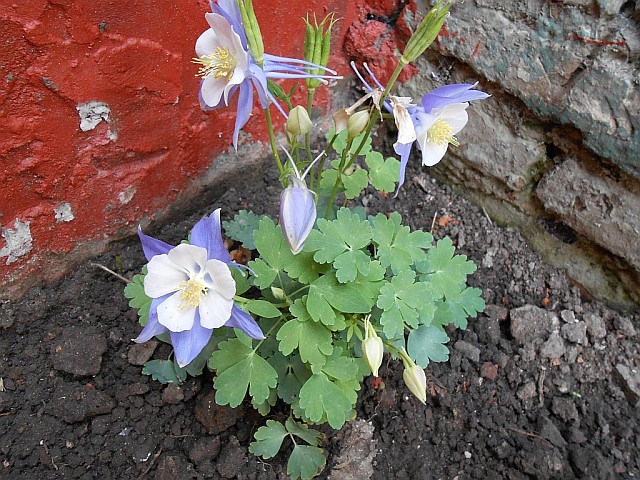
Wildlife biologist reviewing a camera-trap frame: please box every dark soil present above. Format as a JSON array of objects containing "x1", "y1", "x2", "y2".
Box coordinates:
[{"x1": 1, "y1": 153, "x2": 639, "y2": 480}]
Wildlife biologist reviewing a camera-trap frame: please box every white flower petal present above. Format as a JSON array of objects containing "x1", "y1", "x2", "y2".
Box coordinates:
[
  {"x1": 205, "y1": 13, "x2": 248, "y2": 71},
  {"x1": 144, "y1": 254, "x2": 188, "y2": 298},
  {"x1": 392, "y1": 101, "x2": 417, "y2": 145},
  {"x1": 418, "y1": 140, "x2": 449, "y2": 167},
  {"x1": 195, "y1": 28, "x2": 219, "y2": 57},
  {"x1": 434, "y1": 103, "x2": 469, "y2": 134},
  {"x1": 201, "y1": 75, "x2": 228, "y2": 107},
  {"x1": 223, "y1": 67, "x2": 247, "y2": 104},
  {"x1": 167, "y1": 244, "x2": 208, "y2": 277},
  {"x1": 156, "y1": 292, "x2": 197, "y2": 332},
  {"x1": 201, "y1": 259, "x2": 236, "y2": 299},
  {"x1": 198, "y1": 290, "x2": 234, "y2": 329}
]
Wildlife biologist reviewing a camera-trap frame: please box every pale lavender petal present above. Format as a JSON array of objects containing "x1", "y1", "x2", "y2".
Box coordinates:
[
  {"x1": 248, "y1": 63, "x2": 270, "y2": 109},
  {"x1": 211, "y1": 0, "x2": 247, "y2": 47},
  {"x1": 133, "y1": 296, "x2": 169, "y2": 343},
  {"x1": 263, "y1": 53, "x2": 337, "y2": 73},
  {"x1": 170, "y1": 311, "x2": 213, "y2": 367},
  {"x1": 280, "y1": 177, "x2": 316, "y2": 255},
  {"x1": 233, "y1": 79, "x2": 254, "y2": 150},
  {"x1": 226, "y1": 304, "x2": 265, "y2": 339},
  {"x1": 190, "y1": 209, "x2": 231, "y2": 263},
  {"x1": 393, "y1": 141, "x2": 413, "y2": 196},
  {"x1": 422, "y1": 83, "x2": 489, "y2": 112},
  {"x1": 137, "y1": 227, "x2": 173, "y2": 261}
]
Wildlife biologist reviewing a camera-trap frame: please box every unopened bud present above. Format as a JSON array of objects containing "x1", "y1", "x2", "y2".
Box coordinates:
[
  {"x1": 347, "y1": 110, "x2": 370, "y2": 139},
  {"x1": 279, "y1": 176, "x2": 317, "y2": 255},
  {"x1": 401, "y1": 0, "x2": 452, "y2": 64},
  {"x1": 270, "y1": 286, "x2": 286, "y2": 300},
  {"x1": 362, "y1": 327, "x2": 384, "y2": 377},
  {"x1": 403, "y1": 363, "x2": 427, "y2": 404},
  {"x1": 286, "y1": 106, "x2": 313, "y2": 136},
  {"x1": 237, "y1": 0, "x2": 265, "y2": 66}
]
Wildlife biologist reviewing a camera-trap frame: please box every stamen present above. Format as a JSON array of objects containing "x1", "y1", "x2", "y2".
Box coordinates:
[
  {"x1": 193, "y1": 47, "x2": 237, "y2": 80},
  {"x1": 427, "y1": 120, "x2": 459, "y2": 147},
  {"x1": 178, "y1": 278, "x2": 208, "y2": 309}
]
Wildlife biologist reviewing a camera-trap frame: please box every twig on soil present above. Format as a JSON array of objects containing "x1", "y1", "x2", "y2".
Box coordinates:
[
  {"x1": 137, "y1": 449, "x2": 162, "y2": 479},
  {"x1": 507, "y1": 426, "x2": 554, "y2": 448},
  {"x1": 538, "y1": 367, "x2": 546, "y2": 407},
  {"x1": 430, "y1": 211, "x2": 438, "y2": 232},
  {"x1": 90, "y1": 262, "x2": 131, "y2": 284},
  {"x1": 0, "y1": 412, "x2": 12, "y2": 417},
  {"x1": 40, "y1": 441, "x2": 58, "y2": 470},
  {"x1": 481, "y1": 206, "x2": 493, "y2": 224}
]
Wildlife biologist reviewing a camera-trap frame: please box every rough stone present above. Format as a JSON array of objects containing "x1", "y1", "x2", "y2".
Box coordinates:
[
  {"x1": 584, "y1": 313, "x2": 607, "y2": 340},
  {"x1": 551, "y1": 397, "x2": 580, "y2": 425},
  {"x1": 536, "y1": 158, "x2": 640, "y2": 272},
  {"x1": 51, "y1": 327, "x2": 107, "y2": 376},
  {"x1": 510, "y1": 305, "x2": 553, "y2": 344},
  {"x1": 188, "y1": 436, "x2": 221, "y2": 465},
  {"x1": 162, "y1": 384, "x2": 184, "y2": 405},
  {"x1": 47, "y1": 383, "x2": 115, "y2": 423},
  {"x1": 560, "y1": 310, "x2": 576, "y2": 324},
  {"x1": 480, "y1": 362, "x2": 499, "y2": 381},
  {"x1": 194, "y1": 391, "x2": 241, "y2": 434},
  {"x1": 127, "y1": 340, "x2": 158, "y2": 366},
  {"x1": 540, "y1": 332, "x2": 566, "y2": 360},
  {"x1": 517, "y1": 381, "x2": 537, "y2": 400},
  {"x1": 613, "y1": 317, "x2": 637, "y2": 337},
  {"x1": 454, "y1": 340, "x2": 481, "y2": 363},
  {"x1": 328, "y1": 420, "x2": 377, "y2": 480},
  {"x1": 155, "y1": 454, "x2": 197, "y2": 480},
  {"x1": 613, "y1": 364, "x2": 640, "y2": 406},
  {"x1": 216, "y1": 436, "x2": 247, "y2": 479},
  {"x1": 538, "y1": 416, "x2": 567, "y2": 448},
  {"x1": 561, "y1": 321, "x2": 588, "y2": 345}
]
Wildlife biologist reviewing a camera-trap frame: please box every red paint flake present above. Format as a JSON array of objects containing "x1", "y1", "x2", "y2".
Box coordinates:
[
  {"x1": 569, "y1": 32, "x2": 627, "y2": 47},
  {"x1": 472, "y1": 41, "x2": 481, "y2": 57}
]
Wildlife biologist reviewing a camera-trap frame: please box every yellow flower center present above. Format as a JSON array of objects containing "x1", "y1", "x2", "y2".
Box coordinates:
[
  {"x1": 427, "y1": 120, "x2": 460, "y2": 147},
  {"x1": 178, "y1": 278, "x2": 208, "y2": 309},
  {"x1": 193, "y1": 47, "x2": 237, "y2": 80}
]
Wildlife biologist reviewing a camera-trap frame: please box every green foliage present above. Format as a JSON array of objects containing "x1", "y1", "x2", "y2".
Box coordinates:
[
  {"x1": 407, "y1": 325, "x2": 450, "y2": 367},
  {"x1": 222, "y1": 209, "x2": 264, "y2": 250},
  {"x1": 288, "y1": 445, "x2": 326, "y2": 480},
  {"x1": 209, "y1": 338, "x2": 278, "y2": 407},
  {"x1": 123, "y1": 268, "x2": 151, "y2": 325},
  {"x1": 248, "y1": 217, "x2": 295, "y2": 289},
  {"x1": 245, "y1": 299, "x2": 282, "y2": 319},
  {"x1": 277, "y1": 317, "x2": 333, "y2": 367},
  {"x1": 142, "y1": 359, "x2": 186, "y2": 384},
  {"x1": 417, "y1": 237, "x2": 477, "y2": 298},
  {"x1": 365, "y1": 151, "x2": 400, "y2": 193}
]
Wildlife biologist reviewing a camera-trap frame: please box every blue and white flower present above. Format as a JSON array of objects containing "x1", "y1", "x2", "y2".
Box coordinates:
[
  {"x1": 135, "y1": 209, "x2": 264, "y2": 367},
  {"x1": 194, "y1": 0, "x2": 339, "y2": 149}
]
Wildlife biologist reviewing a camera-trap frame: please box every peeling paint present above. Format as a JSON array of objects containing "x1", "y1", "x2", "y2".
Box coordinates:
[
  {"x1": 54, "y1": 203, "x2": 75, "y2": 223},
  {"x1": 76, "y1": 101, "x2": 111, "y2": 132},
  {"x1": 118, "y1": 186, "x2": 136, "y2": 205},
  {"x1": 0, "y1": 220, "x2": 33, "y2": 265}
]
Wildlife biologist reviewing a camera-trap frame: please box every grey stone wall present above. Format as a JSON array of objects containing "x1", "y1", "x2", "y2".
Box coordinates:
[{"x1": 400, "y1": 0, "x2": 640, "y2": 308}]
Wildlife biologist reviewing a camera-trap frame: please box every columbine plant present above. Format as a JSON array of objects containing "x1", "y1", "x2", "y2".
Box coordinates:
[{"x1": 125, "y1": 1, "x2": 487, "y2": 478}]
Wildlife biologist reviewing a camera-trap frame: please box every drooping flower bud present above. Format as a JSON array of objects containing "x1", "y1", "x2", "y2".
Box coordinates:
[
  {"x1": 401, "y1": 0, "x2": 452, "y2": 64},
  {"x1": 286, "y1": 106, "x2": 313, "y2": 136},
  {"x1": 403, "y1": 363, "x2": 427, "y2": 404},
  {"x1": 279, "y1": 175, "x2": 317, "y2": 255},
  {"x1": 362, "y1": 316, "x2": 384, "y2": 377},
  {"x1": 347, "y1": 110, "x2": 370, "y2": 139}
]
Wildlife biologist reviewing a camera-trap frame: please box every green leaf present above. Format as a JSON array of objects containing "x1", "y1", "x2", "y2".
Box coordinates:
[
  {"x1": 124, "y1": 270, "x2": 151, "y2": 325},
  {"x1": 308, "y1": 274, "x2": 373, "y2": 322},
  {"x1": 331, "y1": 128, "x2": 372, "y2": 157},
  {"x1": 249, "y1": 420, "x2": 288, "y2": 459},
  {"x1": 277, "y1": 354, "x2": 312, "y2": 403},
  {"x1": 249, "y1": 217, "x2": 295, "y2": 289},
  {"x1": 142, "y1": 360, "x2": 186, "y2": 384},
  {"x1": 305, "y1": 208, "x2": 372, "y2": 283},
  {"x1": 288, "y1": 445, "x2": 326, "y2": 480},
  {"x1": 365, "y1": 151, "x2": 400, "y2": 193},
  {"x1": 283, "y1": 250, "x2": 326, "y2": 284},
  {"x1": 376, "y1": 271, "x2": 433, "y2": 338},
  {"x1": 342, "y1": 168, "x2": 369, "y2": 199},
  {"x1": 417, "y1": 237, "x2": 477, "y2": 298},
  {"x1": 222, "y1": 210, "x2": 263, "y2": 250},
  {"x1": 285, "y1": 418, "x2": 323, "y2": 446},
  {"x1": 277, "y1": 318, "x2": 333, "y2": 367},
  {"x1": 407, "y1": 325, "x2": 450, "y2": 367},
  {"x1": 184, "y1": 339, "x2": 218, "y2": 377},
  {"x1": 371, "y1": 212, "x2": 432, "y2": 274},
  {"x1": 299, "y1": 372, "x2": 357, "y2": 429},
  {"x1": 210, "y1": 338, "x2": 278, "y2": 407},
  {"x1": 321, "y1": 349, "x2": 358, "y2": 381},
  {"x1": 230, "y1": 266, "x2": 251, "y2": 295},
  {"x1": 435, "y1": 287, "x2": 485, "y2": 330},
  {"x1": 246, "y1": 299, "x2": 282, "y2": 319}
]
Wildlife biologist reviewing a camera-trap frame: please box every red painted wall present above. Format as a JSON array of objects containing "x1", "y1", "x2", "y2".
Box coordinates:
[{"x1": 1, "y1": 0, "x2": 416, "y2": 298}]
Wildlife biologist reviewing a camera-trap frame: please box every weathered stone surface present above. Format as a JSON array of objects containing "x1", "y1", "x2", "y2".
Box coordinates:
[
  {"x1": 561, "y1": 321, "x2": 588, "y2": 345},
  {"x1": 194, "y1": 391, "x2": 241, "y2": 434},
  {"x1": 454, "y1": 340, "x2": 481, "y2": 362},
  {"x1": 584, "y1": 313, "x2": 607, "y2": 340},
  {"x1": 541, "y1": 332, "x2": 566, "y2": 359},
  {"x1": 127, "y1": 340, "x2": 158, "y2": 366},
  {"x1": 614, "y1": 364, "x2": 640, "y2": 406},
  {"x1": 51, "y1": 327, "x2": 107, "y2": 376},
  {"x1": 328, "y1": 420, "x2": 377, "y2": 480},
  {"x1": 188, "y1": 436, "x2": 221, "y2": 465},
  {"x1": 536, "y1": 158, "x2": 640, "y2": 271},
  {"x1": 510, "y1": 305, "x2": 553, "y2": 344},
  {"x1": 436, "y1": 1, "x2": 640, "y2": 178},
  {"x1": 216, "y1": 436, "x2": 247, "y2": 479},
  {"x1": 155, "y1": 454, "x2": 197, "y2": 480}
]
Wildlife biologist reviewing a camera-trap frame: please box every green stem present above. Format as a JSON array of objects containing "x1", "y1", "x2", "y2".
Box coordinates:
[
  {"x1": 253, "y1": 316, "x2": 286, "y2": 352},
  {"x1": 264, "y1": 107, "x2": 285, "y2": 183},
  {"x1": 323, "y1": 143, "x2": 352, "y2": 218}
]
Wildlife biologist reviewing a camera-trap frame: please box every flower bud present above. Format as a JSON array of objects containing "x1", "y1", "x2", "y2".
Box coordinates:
[
  {"x1": 286, "y1": 106, "x2": 313, "y2": 136},
  {"x1": 347, "y1": 110, "x2": 370, "y2": 139},
  {"x1": 237, "y1": 0, "x2": 265, "y2": 66},
  {"x1": 401, "y1": 0, "x2": 452, "y2": 64},
  {"x1": 362, "y1": 316, "x2": 384, "y2": 377},
  {"x1": 333, "y1": 108, "x2": 351, "y2": 134},
  {"x1": 279, "y1": 175, "x2": 317, "y2": 255},
  {"x1": 270, "y1": 286, "x2": 286, "y2": 300},
  {"x1": 403, "y1": 363, "x2": 427, "y2": 404}
]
